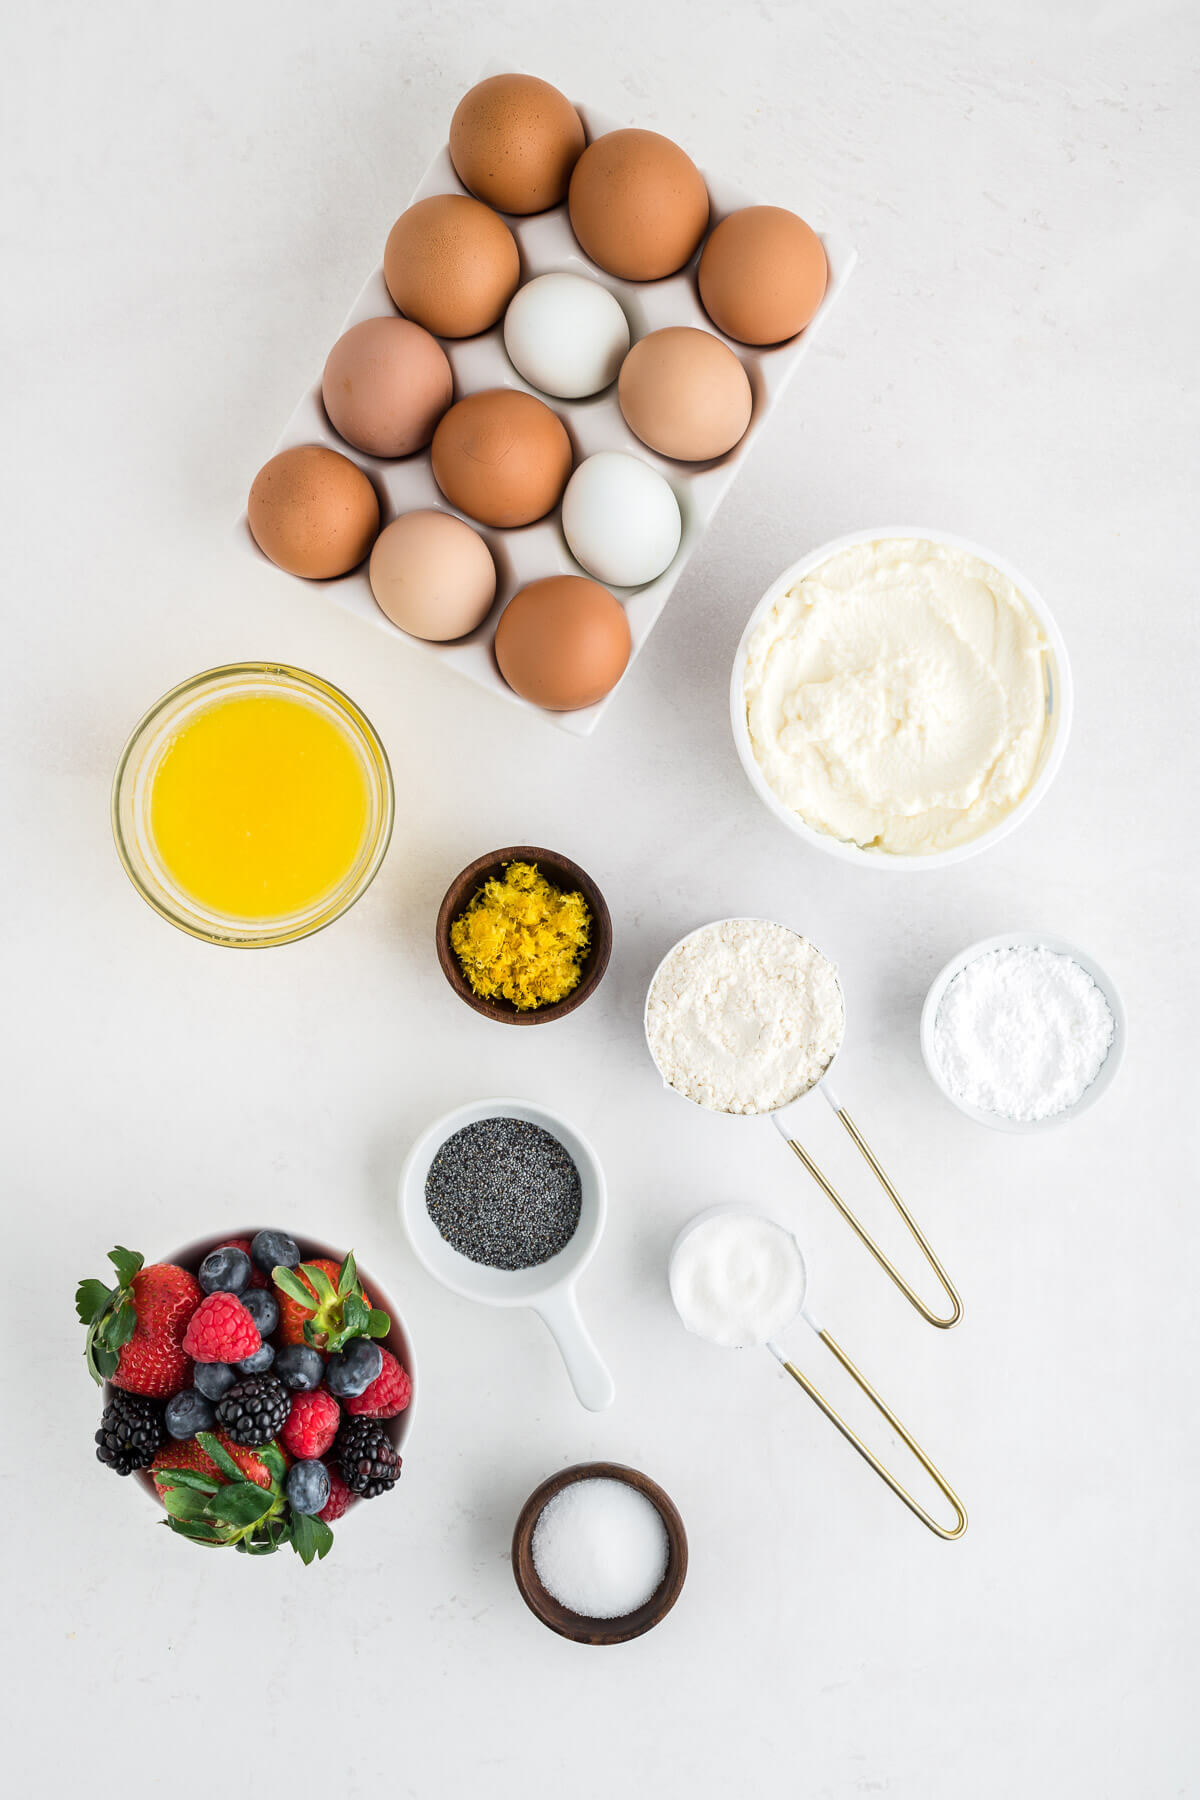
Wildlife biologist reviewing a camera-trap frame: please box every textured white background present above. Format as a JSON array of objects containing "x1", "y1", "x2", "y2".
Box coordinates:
[{"x1": 3, "y1": 2, "x2": 1196, "y2": 1795}]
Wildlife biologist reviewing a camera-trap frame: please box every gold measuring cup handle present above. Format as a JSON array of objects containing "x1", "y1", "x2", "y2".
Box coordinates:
[
  {"x1": 771, "y1": 1328, "x2": 967, "y2": 1540},
  {"x1": 779, "y1": 1094, "x2": 963, "y2": 1329}
]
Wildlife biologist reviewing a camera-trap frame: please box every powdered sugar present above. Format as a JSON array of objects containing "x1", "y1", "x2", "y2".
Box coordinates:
[
  {"x1": 645, "y1": 919, "x2": 845, "y2": 1115},
  {"x1": 933, "y1": 945, "x2": 1115, "y2": 1123}
]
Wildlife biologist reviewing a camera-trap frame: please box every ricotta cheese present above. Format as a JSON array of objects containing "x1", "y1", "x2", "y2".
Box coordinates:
[{"x1": 743, "y1": 538, "x2": 1050, "y2": 855}]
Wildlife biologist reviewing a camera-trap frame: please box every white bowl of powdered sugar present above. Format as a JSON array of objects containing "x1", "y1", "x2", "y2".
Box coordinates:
[{"x1": 920, "y1": 934, "x2": 1126, "y2": 1133}]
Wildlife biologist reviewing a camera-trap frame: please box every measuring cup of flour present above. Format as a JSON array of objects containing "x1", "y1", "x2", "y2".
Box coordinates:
[
  {"x1": 399, "y1": 1097, "x2": 615, "y2": 1411},
  {"x1": 645, "y1": 918, "x2": 961, "y2": 1328},
  {"x1": 669, "y1": 1205, "x2": 966, "y2": 1539}
]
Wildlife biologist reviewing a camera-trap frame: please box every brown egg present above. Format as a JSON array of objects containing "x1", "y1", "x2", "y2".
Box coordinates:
[
  {"x1": 368, "y1": 510, "x2": 496, "y2": 642},
  {"x1": 698, "y1": 206, "x2": 828, "y2": 345},
  {"x1": 431, "y1": 388, "x2": 573, "y2": 528},
  {"x1": 568, "y1": 129, "x2": 709, "y2": 280},
  {"x1": 384, "y1": 194, "x2": 520, "y2": 338},
  {"x1": 322, "y1": 317, "x2": 453, "y2": 458},
  {"x1": 495, "y1": 575, "x2": 631, "y2": 711},
  {"x1": 247, "y1": 445, "x2": 379, "y2": 579},
  {"x1": 449, "y1": 73, "x2": 585, "y2": 215},
  {"x1": 618, "y1": 327, "x2": 752, "y2": 461}
]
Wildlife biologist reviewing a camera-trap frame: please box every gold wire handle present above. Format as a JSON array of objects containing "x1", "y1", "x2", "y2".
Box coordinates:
[
  {"x1": 786, "y1": 1107, "x2": 963, "y2": 1329},
  {"x1": 775, "y1": 1329, "x2": 967, "y2": 1540}
]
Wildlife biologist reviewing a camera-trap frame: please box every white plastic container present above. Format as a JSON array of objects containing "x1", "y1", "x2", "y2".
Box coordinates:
[
  {"x1": 919, "y1": 932, "x2": 1126, "y2": 1132},
  {"x1": 729, "y1": 527, "x2": 1074, "y2": 868},
  {"x1": 240, "y1": 93, "x2": 856, "y2": 736}
]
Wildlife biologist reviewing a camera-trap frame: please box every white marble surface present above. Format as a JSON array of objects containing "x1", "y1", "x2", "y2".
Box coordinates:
[{"x1": 3, "y1": 3, "x2": 1195, "y2": 1794}]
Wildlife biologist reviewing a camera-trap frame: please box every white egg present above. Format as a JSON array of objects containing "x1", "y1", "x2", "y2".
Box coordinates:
[
  {"x1": 562, "y1": 451, "x2": 682, "y2": 588},
  {"x1": 503, "y1": 272, "x2": 630, "y2": 400}
]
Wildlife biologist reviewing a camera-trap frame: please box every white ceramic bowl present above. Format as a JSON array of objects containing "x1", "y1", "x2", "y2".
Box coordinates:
[
  {"x1": 729, "y1": 528, "x2": 1074, "y2": 871},
  {"x1": 919, "y1": 933, "x2": 1126, "y2": 1133},
  {"x1": 398, "y1": 1097, "x2": 614, "y2": 1410}
]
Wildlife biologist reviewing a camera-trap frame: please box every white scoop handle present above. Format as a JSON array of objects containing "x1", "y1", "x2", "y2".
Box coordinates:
[{"x1": 532, "y1": 1286, "x2": 615, "y2": 1412}]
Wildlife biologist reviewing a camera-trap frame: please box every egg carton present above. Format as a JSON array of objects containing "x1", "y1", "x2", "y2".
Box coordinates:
[{"x1": 238, "y1": 97, "x2": 857, "y2": 737}]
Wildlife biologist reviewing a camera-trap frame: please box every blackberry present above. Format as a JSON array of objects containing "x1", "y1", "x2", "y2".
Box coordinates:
[
  {"x1": 95, "y1": 1391, "x2": 164, "y2": 1476},
  {"x1": 335, "y1": 1417, "x2": 402, "y2": 1499},
  {"x1": 215, "y1": 1373, "x2": 290, "y2": 1447}
]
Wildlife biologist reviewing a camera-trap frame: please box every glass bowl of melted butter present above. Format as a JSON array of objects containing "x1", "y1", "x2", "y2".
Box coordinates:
[{"x1": 112, "y1": 662, "x2": 394, "y2": 946}]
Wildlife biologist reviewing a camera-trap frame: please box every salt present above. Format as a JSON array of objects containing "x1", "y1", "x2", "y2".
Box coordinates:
[
  {"x1": 933, "y1": 945, "x2": 1115, "y2": 1123},
  {"x1": 531, "y1": 1478, "x2": 669, "y2": 1619}
]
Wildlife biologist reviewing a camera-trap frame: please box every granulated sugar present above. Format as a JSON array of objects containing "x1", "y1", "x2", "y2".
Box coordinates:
[
  {"x1": 531, "y1": 1478, "x2": 669, "y2": 1619},
  {"x1": 933, "y1": 945, "x2": 1115, "y2": 1123}
]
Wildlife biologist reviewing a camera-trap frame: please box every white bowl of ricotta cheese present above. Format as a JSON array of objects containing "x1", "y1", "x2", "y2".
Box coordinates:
[{"x1": 730, "y1": 530, "x2": 1073, "y2": 869}]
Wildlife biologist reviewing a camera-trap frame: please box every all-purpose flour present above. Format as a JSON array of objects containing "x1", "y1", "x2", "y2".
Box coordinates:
[
  {"x1": 645, "y1": 919, "x2": 845, "y2": 1115},
  {"x1": 933, "y1": 945, "x2": 1115, "y2": 1123}
]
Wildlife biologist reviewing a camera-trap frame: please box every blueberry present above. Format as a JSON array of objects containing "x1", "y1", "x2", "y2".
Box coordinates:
[
  {"x1": 274, "y1": 1344, "x2": 325, "y2": 1392},
  {"x1": 198, "y1": 1246, "x2": 253, "y2": 1296},
  {"x1": 241, "y1": 1289, "x2": 279, "y2": 1336},
  {"x1": 238, "y1": 1341, "x2": 275, "y2": 1374},
  {"x1": 165, "y1": 1389, "x2": 216, "y2": 1440},
  {"x1": 251, "y1": 1230, "x2": 300, "y2": 1277},
  {"x1": 324, "y1": 1338, "x2": 383, "y2": 1399},
  {"x1": 193, "y1": 1361, "x2": 238, "y2": 1402},
  {"x1": 286, "y1": 1458, "x2": 332, "y2": 1517}
]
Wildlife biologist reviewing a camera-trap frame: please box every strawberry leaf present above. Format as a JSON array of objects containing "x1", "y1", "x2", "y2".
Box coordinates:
[
  {"x1": 365, "y1": 1309, "x2": 391, "y2": 1338},
  {"x1": 337, "y1": 1252, "x2": 357, "y2": 1298},
  {"x1": 195, "y1": 1431, "x2": 245, "y2": 1485},
  {"x1": 342, "y1": 1293, "x2": 369, "y2": 1335},
  {"x1": 208, "y1": 1483, "x2": 276, "y2": 1528},
  {"x1": 257, "y1": 1442, "x2": 288, "y2": 1488},
  {"x1": 290, "y1": 1511, "x2": 334, "y2": 1566},
  {"x1": 152, "y1": 1467, "x2": 221, "y2": 1495},
  {"x1": 302, "y1": 1321, "x2": 321, "y2": 1347},
  {"x1": 273, "y1": 1266, "x2": 315, "y2": 1308},
  {"x1": 161, "y1": 1485, "x2": 214, "y2": 1522},
  {"x1": 300, "y1": 1262, "x2": 337, "y2": 1306},
  {"x1": 108, "y1": 1246, "x2": 144, "y2": 1288},
  {"x1": 90, "y1": 1342, "x2": 119, "y2": 1380},
  {"x1": 75, "y1": 1279, "x2": 114, "y2": 1325},
  {"x1": 107, "y1": 1303, "x2": 138, "y2": 1351},
  {"x1": 164, "y1": 1517, "x2": 226, "y2": 1547}
]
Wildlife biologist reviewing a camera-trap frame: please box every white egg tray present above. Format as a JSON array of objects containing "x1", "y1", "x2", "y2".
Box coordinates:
[{"x1": 238, "y1": 97, "x2": 857, "y2": 737}]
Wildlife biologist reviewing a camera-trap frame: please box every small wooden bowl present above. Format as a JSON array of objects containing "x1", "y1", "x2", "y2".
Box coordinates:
[
  {"x1": 511, "y1": 1461, "x2": 688, "y2": 1644},
  {"x1": 436, "y1": 845, "x2": 612, "y2": 1026}
]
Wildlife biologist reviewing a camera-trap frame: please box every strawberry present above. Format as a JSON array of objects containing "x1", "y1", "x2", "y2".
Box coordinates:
[
  {"x1": 152, "y1": 1430, "x2": 272, "y2": 1499},
  {"x1": 281, "y1": 1389, "x2": 341, "y2": 1460},
  {"x1": 344, "y1": 1349, "x2": 412, "y2": 1418},
  {"x1": 76, "y1": 1248, "x2": 200, "y2": 1398},
  {"x1": 183, "y1": 1292, "x2": 261, "y2": 1363},
  {"x1": 318, "y1": 1461, "x2": 357, "y2": 1523},
  {"x1": 274, "y1": 1252, "x2": 387, "y2": 1354}
]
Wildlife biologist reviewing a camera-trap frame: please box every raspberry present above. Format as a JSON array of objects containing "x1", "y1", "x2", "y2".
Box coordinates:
[
  {"x1": 182, "y1": 1292, "x2": 261, "y2": 1364},
  {"x1": 318, "y1": 1462, "x2": 357, "y2": 1523},
  {"x1": 344, "y1": 1349, "x2": 412, "y2": 1418},
  {"x1": 281, "y1": 1389, "x2": 341, "y2": 1460}
]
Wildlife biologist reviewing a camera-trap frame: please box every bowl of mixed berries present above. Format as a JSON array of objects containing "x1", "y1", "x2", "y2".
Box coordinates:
[{"x1": 77, "y1": 1229, "x2": 414, "y2": 1564}]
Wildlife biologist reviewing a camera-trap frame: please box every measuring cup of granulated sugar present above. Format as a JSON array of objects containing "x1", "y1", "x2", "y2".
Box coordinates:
[
  {"x1": 645, "y1": 918, "x2": 962, "y2": 1329},
  {"x1": 669, "y1": 1206, "x2": 966, "y2": 1539},
  {"x1": 399, "y1": 1097, "x2": 615, "y2": 1411}
]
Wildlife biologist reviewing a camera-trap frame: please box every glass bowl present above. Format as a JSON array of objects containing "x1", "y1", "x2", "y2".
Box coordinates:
[{"x1": 112, "y1": 663, "x2": 394, "y2": 947}]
